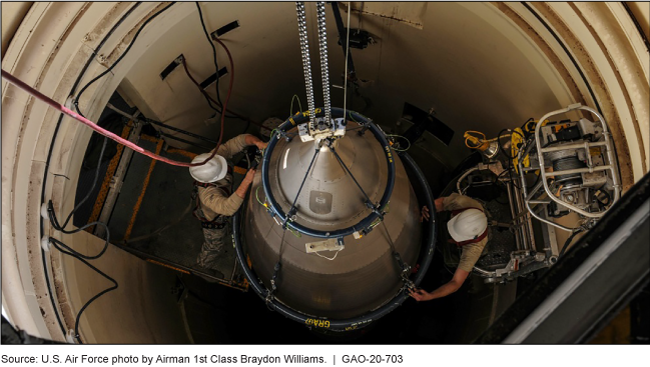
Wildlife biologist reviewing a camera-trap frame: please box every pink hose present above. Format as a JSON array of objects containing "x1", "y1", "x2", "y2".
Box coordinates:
[{"x1": 2, "y1": 69, "x2": 213, "y2": 167}]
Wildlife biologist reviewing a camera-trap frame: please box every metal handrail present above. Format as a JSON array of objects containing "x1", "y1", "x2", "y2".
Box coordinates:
[{"x1": 533, "y1": 104, "x2": 621, "y2": 218}]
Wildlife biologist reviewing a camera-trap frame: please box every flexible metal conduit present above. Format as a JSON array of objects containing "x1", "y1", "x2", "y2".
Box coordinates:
[
  {"x1": 316, "y1": 2, "x2": 332, "y2": 124},
  {"x1": 295, "y1": 2, "x2": 316, "y2": 127}
]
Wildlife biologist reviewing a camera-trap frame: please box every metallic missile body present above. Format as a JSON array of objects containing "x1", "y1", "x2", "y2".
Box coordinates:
[{"x1": 242, "y1": 120, "x2": 422, "y2": 319}]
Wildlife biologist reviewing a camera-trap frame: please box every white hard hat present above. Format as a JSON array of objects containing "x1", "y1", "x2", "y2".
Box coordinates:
[
  {"x1": 189, "y1": 153, "x2": 228, "y2": 183},
  {"x1": 447, "y1": 208, "x2": 488, "y2": 242}
]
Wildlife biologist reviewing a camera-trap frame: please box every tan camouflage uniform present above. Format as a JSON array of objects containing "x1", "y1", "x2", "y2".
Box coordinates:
[
  {"x1": 195, "y1": 134, "x2": 250, "y2": 269},
  {"x1": 442, "y1": 193, "x2": 489, "y2": 273}
]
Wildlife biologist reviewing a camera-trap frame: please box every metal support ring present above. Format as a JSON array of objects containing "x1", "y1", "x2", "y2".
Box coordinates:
[{"x1": 233, "y1": 148, "x2": 437, "y2": 331}]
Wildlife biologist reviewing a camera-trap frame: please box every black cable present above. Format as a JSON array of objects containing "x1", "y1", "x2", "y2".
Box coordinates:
[
  {"x1": 330, "y1": 144, "x2": 373, "y2": 205},
  {"x1": 40, "y1": 3, "x2": 143, "y2": 339},
  {"x1": 521, "y1": 2, "x2": 603, "y2": 117},
  {"x1": 490, "y1": 170, "x2": 510, "y2": 205},
  {"x1": 68, "y1": 3, "x2": 142, "y2": 98},
  {"x1": 180, "y1": 58, "x2": 239, "y2": 119},
  {"x1": 57, "y1": 136, "x2": 108, "y2": 230},
  {"x1": 495, "y1": 128, "x2": 526, "y2": 190},
  {"x1": 47, "y1": 204, "x2": 111, "y2": 259},
  {"x1": 201, "y1": 88, "x2": 222, "y2": 113},
  {"x1": 73, "y1": 2, "x2": 176, "y2": 117},
  {"x1": 622, "y1": 2, "x2": 650, "y2": 52},
  {"x1": 242, "y1": 119, "x2": 251, "y2": 134},
  {"x1": 527, "y1": 171, "x2": 541, "y2": 190},
  {"x1": 379, "y1": 220, "x2": 411, "y2": 282},
  {"x1": 266, "y1": 227, "x2": 287, "y2": 312},
  {"x1": 497, "y1": 128, "x2": 524, "y2": 160},
  {"x1": 521, "y1": 117, "x2": 534, "y2": 130},
  {"x1": 45, "y1": 135, "x2": 116, "y2": 343},
  {"x1": 46, "y1": 136, "x2": 111, "y2": 258},
  {"x1": 244, "y1": 150, "x2": 251, "y2": 169},
  {"x1": 144, "y1": 116, "x2": 218, "y2": 145},
  {"x1": 196, "y1": 2, "x2": 223, "y2": 107},
  {"x1": 497, "y1": 128, "x2": 513, "y2": 159},
  {"x1": 508, "y1": 167, "x2": 521, "y2": 190},
  {"x1": 330, "y1": 2, "x2": 357, "y2": 81},
  {"x1": 493, "y1": 167, "x2": 522, "y2": 194},
  {"x1": 558, "y1": 229, "x2": 583, "y2": 258},
  {"x1": 49, "y1": 238, "x2": 118, "y2": 344},
  {"x1": 496, "y1": 168, "x2": 510, "y2": 182},
  {"x1": 499, "y1": 162, "x2": 540, "y2": 191},
  {"x1": 286, "y1": 148, "x2": 321, "y2": 221}
]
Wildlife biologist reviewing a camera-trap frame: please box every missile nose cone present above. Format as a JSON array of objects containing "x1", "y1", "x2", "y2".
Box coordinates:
[
  {"x1": 242, "y1": 116, "x2": 423, "y2": 321},
  {"x1": 307, "y1": 141, "x2": 350, "y2": 183},
  {"x1": 273, "y1": 131, "x2": 384, "y2": 228}
]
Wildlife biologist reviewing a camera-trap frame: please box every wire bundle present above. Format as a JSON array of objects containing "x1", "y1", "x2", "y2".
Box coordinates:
[{"x1": 45, "y1": 137, "x2": 116, "y2": 344}]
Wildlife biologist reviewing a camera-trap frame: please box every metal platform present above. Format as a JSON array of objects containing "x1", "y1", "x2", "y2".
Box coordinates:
[{"x1": 75, "y1": 124, "x2": 248, "y2": 291}]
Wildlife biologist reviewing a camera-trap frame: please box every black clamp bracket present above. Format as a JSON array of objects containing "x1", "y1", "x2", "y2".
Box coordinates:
[
  {"x1": 400, "y1": 274, "x2": 416, "y2": 292},
  {"x1": 392, "y1": 251, "x2": 415, "y2": 291},
  {"x1": 282, "y1": 210, "x2": 297, "y2": 229},
  {"x1": 266, "y1": 262, "x2": 282, "y2": 306},
  {"x1": 357, "y1": 125, "x2": 370, "y2": 136},
  {"x1": 365, "y1": 201, "x2": 385, "y2": 219},
  {"x1": 264, "y1": 289, "x2": 275, "y2": 306},
  {"x1": 360, "y1": 201, "x2": 386, "y2": 235},
  {"x1": 273, "y1": 129, "x2": 292, "y2": 142}
]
